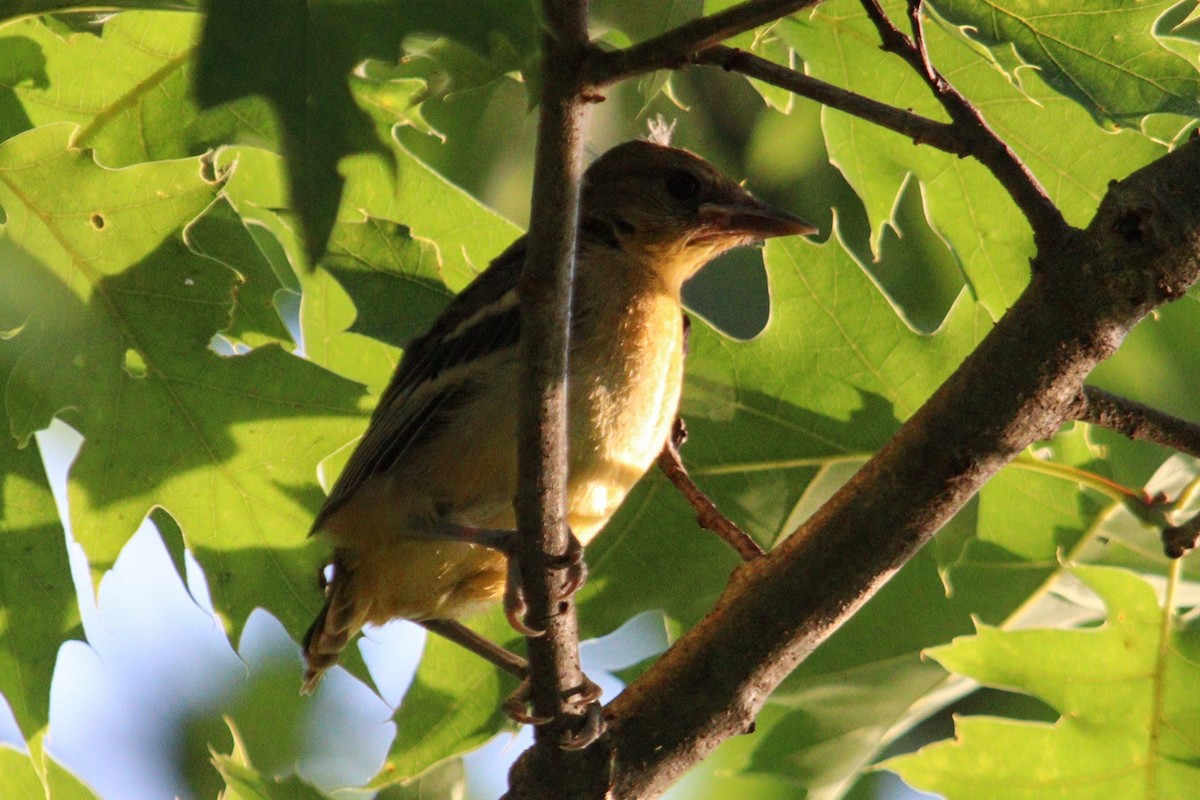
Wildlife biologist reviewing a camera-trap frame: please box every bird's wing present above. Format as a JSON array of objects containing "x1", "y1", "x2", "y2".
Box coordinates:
[{"x1": 310, "y1": 237, "x2": 527, "y2": 534}]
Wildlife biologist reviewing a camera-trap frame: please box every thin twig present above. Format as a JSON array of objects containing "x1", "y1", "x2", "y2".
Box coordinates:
[
  {"x1": 694, "y1": 46, "x2": 962, "y2": 154},
  {"x1": 584, "y1": 0, "x2": 821, "y2": 86},
  {"x1": 1077, "y1": 386, "x2": 1200, "y2": 460},
  {"x1": 658, "y1": 438, "x2": 765, "y2": 562},
  {"x1": 859, "y1": 0, "x2": 1069, "y2": 254}
]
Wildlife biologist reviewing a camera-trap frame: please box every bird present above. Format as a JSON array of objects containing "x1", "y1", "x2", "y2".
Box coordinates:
[{"x1": 301, "y1": 138, "x2": 815, "y2": 696}]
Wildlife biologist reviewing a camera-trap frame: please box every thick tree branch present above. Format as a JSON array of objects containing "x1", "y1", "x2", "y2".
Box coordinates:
[
  {"x1": 510, "y1": 0, "x2": 599, "y2": 768},
  {"x1": 598, "y1": 138, "x2": 1200, "y2": 798},
  {"x1": 860, "y1": 0, "x2": 1069, "y2": 254},
  {"x1": 1076, "y1": 386, "x2": 1200, "y2": 461},
  {"x1": 583, "y1": 0, "x2": 821, "y2": 86}
]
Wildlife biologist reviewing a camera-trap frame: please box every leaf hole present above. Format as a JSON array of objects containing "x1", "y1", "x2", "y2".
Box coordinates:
[
  {"x1": 90, "y1": 213, "x2": 105, "y2": 230},
  {"x1": 123, "y1": 349, "x2": 148, "y2": 379}
]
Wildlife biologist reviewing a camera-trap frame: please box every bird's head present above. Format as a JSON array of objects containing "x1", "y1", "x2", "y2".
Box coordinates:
[{"x1": 579, "y1": 140, "x2": 815, "y2": 291}]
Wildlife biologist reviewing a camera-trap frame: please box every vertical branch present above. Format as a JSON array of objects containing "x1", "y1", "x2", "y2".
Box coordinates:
[{"x1": 511, "y1": 0, "x2": 600, "y2": 770}]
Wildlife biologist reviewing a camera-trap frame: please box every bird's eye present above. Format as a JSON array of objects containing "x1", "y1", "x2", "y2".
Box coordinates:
[{"x1": 665, "y1": 169, "x2": 701, "y2": 202}]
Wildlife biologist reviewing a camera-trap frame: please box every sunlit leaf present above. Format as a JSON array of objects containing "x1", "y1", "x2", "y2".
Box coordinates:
[
  {"x1": 884, "y1": 566, "x2": 1200, "y2": 798},
  {"x1": 930, "y1": 0, "x2": 1200, "y2": 126}
]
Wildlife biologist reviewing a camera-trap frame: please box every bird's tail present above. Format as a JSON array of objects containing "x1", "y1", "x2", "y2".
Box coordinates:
[{"x1": 302, "y1": 553, "x2": 364, "y2": 694}]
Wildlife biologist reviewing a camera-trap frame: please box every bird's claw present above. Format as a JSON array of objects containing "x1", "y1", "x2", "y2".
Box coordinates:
[
  {"x1": 553, "y1": 529, "x2": 588, "y2": 601},
  {"x1": 502, "y1": 678, "x2": 553, "y2": 725},
  {"x1": 502, "y1": 528, "x2": 589, "y2": 636},
  {"x1": 559, "y1": 697, "x2": 606, "y2": 751},
  {"x1": 504, "y1": 553, "x2": 545, "y2": 637},
  {"x1": 502, "y1": 676, "x2": 607, "y2": 751}
]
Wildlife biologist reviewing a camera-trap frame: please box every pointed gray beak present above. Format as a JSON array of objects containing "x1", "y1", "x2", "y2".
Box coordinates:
[{"x1": 698, "y1": 198, "x2": 817, "y2": 239}]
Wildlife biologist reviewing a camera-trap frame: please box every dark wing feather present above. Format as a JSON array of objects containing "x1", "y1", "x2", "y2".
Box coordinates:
[{"x1": 310, "y1": 237, "x2": 527, "y2": 533}]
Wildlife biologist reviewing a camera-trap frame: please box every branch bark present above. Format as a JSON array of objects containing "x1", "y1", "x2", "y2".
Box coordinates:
[
  {"x1": 510, "y1": 0, "x2": 598, "y2": 767},
  {"x1": 694, "y1": 45, "x2": 963, "y2": 153},
  {"x1": 504, "y1": 2, "x2": 1200, "y2": 798},
  {"x1": 658, "y1": 437, "x2": 765, "y2": 562},
  {"x1": 597, "y1": 138, "x2": 1200, "y2": 798},
  {"x1": 584, "y1": 0, "x2": 821, "y2": 86},
  {"x1": 1077, "y1": 386, "x2": 1200, "y2": 461}
]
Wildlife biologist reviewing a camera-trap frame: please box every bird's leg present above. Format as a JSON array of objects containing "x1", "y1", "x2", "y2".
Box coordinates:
[
  {"x1": 428, "y1": 523, "x2": 588, "y2": 637},
  {"x1": 417, "y1": 619, "x2": 528, "y2": 679},
  {"x1": 418, "y1": 619, "x2": 557, "y2": 727}
]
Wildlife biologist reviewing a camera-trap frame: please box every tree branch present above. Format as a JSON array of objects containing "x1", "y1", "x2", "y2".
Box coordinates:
[
  {"x1": 599, "y1": 137, "x2": 1200, "y2": 799},
  {"x1": 658, "y1": 436, "x2": 765, "y2": 562},
  {"x1": 1076, "y1": 386, "x2": 1200, "y2": 460},
  {"x1": 509, "y1": 0, "x2": 598, "y2": 767},
  {"x1": 860, "y1": 0, "x2": 1069, "y2": 254},
  {"x1": 693, "y1": 45, "x2": 963, "y2": 153},
  {"x1": 584, "y1": 0, "x2": 821, "y2": 86}
]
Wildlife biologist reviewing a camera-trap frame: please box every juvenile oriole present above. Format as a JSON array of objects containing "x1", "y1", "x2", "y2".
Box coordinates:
[{"x1": 302, "y1": 139, "x2": 815, "y2": 691}]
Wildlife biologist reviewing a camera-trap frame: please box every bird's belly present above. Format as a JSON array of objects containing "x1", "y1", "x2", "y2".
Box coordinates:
[{"x1": 567, "y1": 309, "x2": 684, "y2": 543}]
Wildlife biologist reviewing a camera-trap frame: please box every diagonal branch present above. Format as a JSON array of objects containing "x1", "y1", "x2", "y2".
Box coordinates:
[
  {"x1": 584, "y1": 0, "x2": 821, "y2": 86},
  {"x1": 694, "y1": 45, "x2": 962, "y2": 153},
  {"x1": 658, "y1": 436, "x2": 765, "y2": 562},
  {"x1": 859, "y1": 0, "x2": 1069, "y2": 254},
  {"x1": 1076, "y1": 385, "x2": 1200, "y2": 460},
  {"x1": 599, "y1": 133, "x2": 1200, "y2": 800}
]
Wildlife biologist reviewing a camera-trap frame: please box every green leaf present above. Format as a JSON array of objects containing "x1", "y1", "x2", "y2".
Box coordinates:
[
  {"x1": 0, "y1": 433, "x2": 80, "y2": 744},
  {"x1": 0, "y1": 13, "x2": 278, "y2": 166},
  {"x1": 0, "y1": 1, "x2": 201, "y2": 25},
  {"x1": 0, "y1": 124, "x2": 367, "y2": 645},
  {"x1": 322, "y1": 217, "x2": 454, "y2": 350},
  {"x1": 212, "y1": 718, "x2": 331, "y2": 800},
  {"x1": 373, "y1": 612, "x2": 515, "y2": 785},
  {"x1": 703, "y1": 0, "x2": 810, "y2": 112},
  {"x1": 184, "y1": 196, "x2": 293, "y2": 348},
  {"x1": 884, "y1": 566, "x2": 1200, "y2": 798},
  {"x1": 781, "y1": 0, "x2": 1165, "y2": 316},
  {"x1": 942, "y1": 427, "x2": 1112, "y2": 617},
  {"x1": 0, "y1": 740, "x2": 102, "y2": 800},
  {"x1": 930, "y1": 0, "x2": 1200, "y2": 126},
  {"x1": 192, "y1": 0, "x2": 538, "y2": 261},
  {"x1": 373, "y1": 756, "x2": 466, "y2": 800}
]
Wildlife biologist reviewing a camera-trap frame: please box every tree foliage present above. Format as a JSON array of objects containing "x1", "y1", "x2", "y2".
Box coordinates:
[{"x1": 1, "y1": 1, "x2": 1198, "y2": 798}]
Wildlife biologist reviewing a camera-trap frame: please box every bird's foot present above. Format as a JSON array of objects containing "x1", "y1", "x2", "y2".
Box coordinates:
[
  {"x1": 503, "y1": 527, "x2": 588, "y2": 635},
  {"x1": 502, "y1": 675, "x2": 606, "y2": 750},
  {"x1": 559, "y1": 676, "x2": 606, "y2": 751},
  {"x1": 432, "y1": 523, "x2": 588, "y2": 636}
]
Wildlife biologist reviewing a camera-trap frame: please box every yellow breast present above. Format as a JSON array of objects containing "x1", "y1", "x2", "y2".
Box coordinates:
[{"x1": 565, "y1": 273, "x2": 685, "y2": 543}]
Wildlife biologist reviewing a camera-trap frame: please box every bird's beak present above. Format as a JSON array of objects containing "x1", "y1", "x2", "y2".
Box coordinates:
[{"x1": 698, "y1": 198, "x2": 818, "y2": 240}]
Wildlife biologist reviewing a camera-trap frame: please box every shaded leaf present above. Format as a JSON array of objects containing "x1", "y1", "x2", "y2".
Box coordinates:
[
  {"x1": 0, "y1": 740, "x2": 102, "y2": 800},
  {"x1": 372, "y1": 612, "x2": 515, "y2": 786},
  {"x1": 0, "y1": 124, "x2": 366, "y2": 646},
  {"x1": 0, "y1": 12, "x2": 277, "y2": 166},
  {"x1": 781, "y1": 0, "x2": 1165, "y2": 316},
  {"x1": 0, "y1": 432, "x2": 80, "y2": 743},
  {"x1": 192, "y1": 0, "x2": 538, "y2": 261}
]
